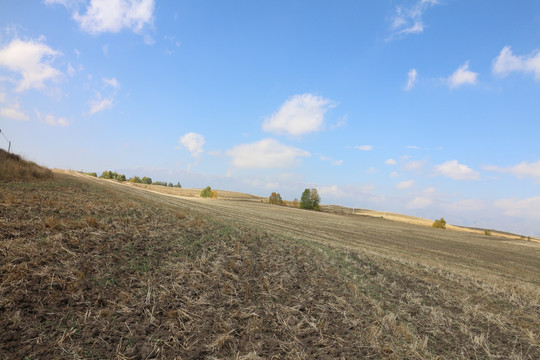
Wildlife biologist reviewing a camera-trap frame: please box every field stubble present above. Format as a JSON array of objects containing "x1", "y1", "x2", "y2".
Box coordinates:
[{"x1": 1, "y1": 172, "x2": 539, "y2": 359}]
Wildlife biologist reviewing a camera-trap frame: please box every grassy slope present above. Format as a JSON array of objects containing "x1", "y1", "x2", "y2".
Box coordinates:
[{"x1": 1, "y1": 172, "x2": 539, "y2": 359}]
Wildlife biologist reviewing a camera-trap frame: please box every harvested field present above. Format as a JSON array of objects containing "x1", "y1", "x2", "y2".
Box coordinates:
[{"x1": 1, "y1": 171, "x2": 539, "y2": 359}]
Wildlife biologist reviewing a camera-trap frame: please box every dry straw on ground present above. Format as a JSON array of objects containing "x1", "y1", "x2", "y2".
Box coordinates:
[{"x1": 1, "y1": 169, "x2": 539, "y2": 359}]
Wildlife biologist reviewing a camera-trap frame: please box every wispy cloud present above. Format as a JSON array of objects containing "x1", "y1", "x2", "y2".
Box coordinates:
[
  {"x1": 396, "y1": 179, "x2": 414, "y2": 189},
  {"x1": 434, "y1": 160, "x2": 479, "y2": 180},
  {"x1": 88, "y1": 94, "x2": 113, "y2": 114},
  {"x1": 0, "y1": 37, "x2": 62, "y2": 92},
  {"x1": 494, "y1": 196, "x2": 540, "y2": 219},
  {"x1": 388, "y1": 0, "x2": 439, "y2": 40},
  {"x1": 227, "y1": 138, "x2": 310, "y2": 169},
  {"x1": 103, "y1": 77, "x2": 120, "y2": 88},
  {"x1": 405, "y1": 68, "x2": 417, "y2": 90},
  {"x1": 484, "y1": 160, "x2": 540, "y2": 181},
  {"x1": 262, "y1": 94, "x2": 335, "y2": 136},
  {"x1": 0, "y1": 102, "x2": 29, "y2": 121},
  {"x1": 36, "y1": 110, "x2": 69, "y2": 127},
  {"x1": 355, "y1": 145, "x2": 373, "y2": 151},
  {"x1": 385, "y1": 158, "x2": 397, "y2": 165},
  {"x1": 448, "y1": 61, "x2": 478, "y2": 88},
  {"x1": 492, "y1": 46, "x2": 540, "y2": 80}
]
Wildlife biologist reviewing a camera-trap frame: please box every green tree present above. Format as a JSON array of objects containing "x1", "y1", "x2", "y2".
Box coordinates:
[
  {"x1": 129, "y1": 176, "x2": 142, "y2": 183},
  {"x1": 300, "y1": 188, "x2": 321, "y2": 210},
  {"x1": 141, "y1": 176, "x2": 152, "y2": 185},
  {"x1": 117, "y1": 174, "x2": 126, "y2": 182},
  {"x1": 100, "y1": 170, "x2": 113, "y2": 179},
  {"x1": 269, "y1": 192, "x2": 284, "y2": 205},
  {"x1": 200, "y1": 186, "x2": 213, "y2": 198}
]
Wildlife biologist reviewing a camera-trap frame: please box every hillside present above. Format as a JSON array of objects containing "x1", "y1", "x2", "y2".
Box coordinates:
[
  {"x1": 1, "y1": 170, "x2": 539, "y2": 359},
  {"x1": 0, "y1": 149, "x2": 53, "y2": 181}
]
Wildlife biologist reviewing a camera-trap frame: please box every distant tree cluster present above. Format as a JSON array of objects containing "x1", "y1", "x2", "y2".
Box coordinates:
[
  {"x1": 268, "y1": 192, "x2": 284, "y2": 205},
  {"x1": 152, "y1": 181, "x2": 182, "y2": 188},
  {"x1": 432, "y1": 218, "x2": 446, "y2": 229},
  {"x1": 100, "y1": 171, "x2": 126, "y2": 181},
  {"x1": 200, "y1": 186, "x2": 217, "y2": 198},
  {"x1": 300, "y1": 188, "x2": 321, "y2": 210}
]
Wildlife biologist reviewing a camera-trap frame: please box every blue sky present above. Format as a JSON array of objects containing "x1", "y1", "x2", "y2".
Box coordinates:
[{"x1": 1, "y1": 0, "x2": 539, "y2": 236}]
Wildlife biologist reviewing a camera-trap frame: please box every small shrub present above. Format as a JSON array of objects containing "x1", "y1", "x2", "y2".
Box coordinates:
[
  {"x1": 200, "y1": 186, "x2": 213, "y2": 198},
  {"x1": 86, "y1": 172, "x2": 97, "y2": 177},
  {"x1": 432, "y1": 218, "x2": 446, "y2": 229},
  {"x1": 484, "y1": 230, "x2": 491, "y2": 236},
  {"x1": 269, "y1": 192, "x2": 284, "y2": 205}
]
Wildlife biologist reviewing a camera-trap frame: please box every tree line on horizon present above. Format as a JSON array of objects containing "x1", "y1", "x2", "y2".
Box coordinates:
[
  {"x1": 88, "y1": 170, "x2": 182, "y2": 188},
  {"x1": 268, "y1": 188, "x2": 320, "y2": 211}
]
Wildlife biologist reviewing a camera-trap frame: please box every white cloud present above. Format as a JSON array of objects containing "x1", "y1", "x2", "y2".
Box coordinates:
[
  {"x1": 388, "y1": 0, "x2": 439, "y2": 40},
  {"x1": 396, "y1": 179, "x2": 414, "y2": 189},
  {"x1": 355, "y1": 145, "x2": 373, "y2": 151},
  {"x1": 179, "y1": 132, "x2": 205, "y2": 159},
  {"x1": 407, "y1": 145, "x2": 420, "y2": 150},
  {"x1": 36, "y1": 111, "x2": 69, "y2": 127},
  {"x1": 0, "y1": 103, "x2": 29, "y2": 121},
  {"x1": 320, "y1": 155, "x2": 343, "y2": 166},
  {"x1": 365, "y1": 167, "x2": 378, "y2": 174},
  {"x1": 385, "y1": 158, "x2": 397, "y2": 165},
  {"x1": 448, "y1": 61, "x2": 478, "y2": 88},
  {"x1": 434, "y1": 160, "x2": 480, "y2": 180},
  {"x1": 406, "y1": 196, "x2": 433, "y2": 209},
  {"x1": 89, "y1": 94, "x2": 113, "y2": 114},
  {"x1": 404, "y1": 159, "x2": 425, "y2": 171},
  {"x1": 405, "y1": 68, "x2": 417, "y2": 90},
  {"x1": 484, "y1": 160, "x2": 540, "y2": 180},
  {"x1": 227, "y1": 138, "x2": 310, "y2": 169},
  {"x1": 492, "y1": 46, "x2": 540, "y2": 80},
  {"x1": 494, "y1": 197, "x2": 540, "y2": 219},
  {"x1": 103, "y1": 77, "x2": 120, "y2": 88},
  {"x1": 73, "y1": 0, "x2": 155, "y2": 34},
  {"x1": 67, "y1": 62, "x2": 75, "y2": 77},
  {"x1": 0, "y1": 93, "x2": 5, "y2": 102},
  {"x1": 262, "y1": 94, "x2": 334, "y2": 136},
  {"x1": 0, "y1": 38, "x2": 62, "y2": 92},
  {"x1": 390, "y1": 171, "x2": 400, "y2": 178}
]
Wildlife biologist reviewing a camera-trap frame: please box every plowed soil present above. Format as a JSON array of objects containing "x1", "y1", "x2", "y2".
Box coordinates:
[{"x1": 1, "y1": 172, "x2": 539, "y2": 359}]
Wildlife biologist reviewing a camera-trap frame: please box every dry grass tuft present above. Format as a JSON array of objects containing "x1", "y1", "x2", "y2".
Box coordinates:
[{"x1": 0, "y1": 149, "x2": 53, "y2": 181}]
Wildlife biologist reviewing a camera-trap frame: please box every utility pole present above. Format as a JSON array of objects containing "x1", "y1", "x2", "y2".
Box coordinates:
[{"x1": 0, "y1": 129, "x2": 11, "y2": 153}]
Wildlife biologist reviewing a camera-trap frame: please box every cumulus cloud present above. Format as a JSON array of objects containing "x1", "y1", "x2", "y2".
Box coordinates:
[
  {"x1": 319, "y1": 155, "x2": 343, "y2": 166},
  {"x1": 73, "y1": 0, "x2": 155, "y2": 34},
  {"x1": 484, "y1": 160, "x2": 540, "y2": 180},
  {"x1": 0, "y1": 103, "x2": 29, "y2": 121},
  {"x1": 179, "y1": 132, "x2": 205, "y2": 159},
  {"x1": 388, "y1": 0, "x2": 439, "y2": 40},
  {"x1": 0, "y1": 38, "x2": 62, "y2": 92},
  {"x1": 262, "y1": 94, "x2": 335, "y2": 136},
  {"x1": 494, "y1": 196, "x2": 540, "y2": 219},
  {"x1": 492, "y1": 46, "x2": 540, "y2": 80},
  {"x1": 448, "y1": 61, "x2": 478, "y2": 88},
  {"x1": 355, "y1": 145, "x2": 373, "y2": 151},
  {"x1": 406, "y1": 196, "x2": 433, "y2": 209},
  {"x1": 385, "y1": 158, "x2": 397, "y2": 166},
  {"x1": 227, "y1": 138, "x2": 310, "y2": 169},
  {"x1": 396, "y1": 179, "x2": 414, "y2": 189},
  {"x1": 36, "y1": 111, "x2": 69, "y2": 127},
  {"x1": 434, "y1": 160, "x2": 479, "y2": 180},
  {"x1": 405, "y1": 68, "x2": 417, "y2": 90}
]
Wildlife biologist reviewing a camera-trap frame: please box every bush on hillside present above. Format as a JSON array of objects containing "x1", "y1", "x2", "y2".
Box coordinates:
[
  {"x1": 129, "y1": 176, "x2": 142, "y2": 184},
  {"x1": 432, "y1": 218, "x2": 446, "y2": 229},
  {"x1": 269, "y1": 192, "x2": 284, "y2": 205},
  {"x1": 200, "y1": 186, "x2": 213, "y2": 198},
  {"x1": 141, "y1": 176, "x2": 152, "y2": 185}
]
